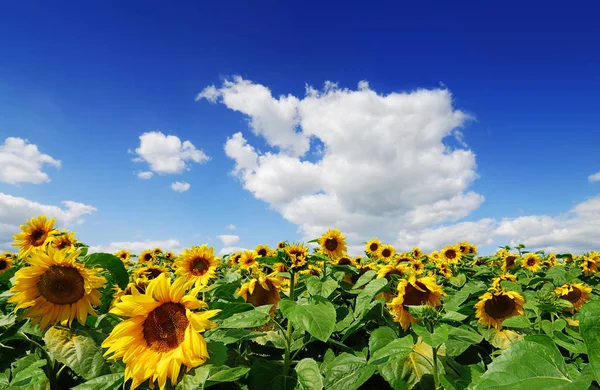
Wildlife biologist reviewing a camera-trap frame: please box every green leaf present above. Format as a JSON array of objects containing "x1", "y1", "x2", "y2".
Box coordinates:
[
  {"x1": 324, "y1": 353, "x2": 375, "y2": 390},
  {"x1": 473, "y1": 335, "x2": 573, "y2": 389},
  {"x1": 72, "y1": 373, "x2": 124, "y2": 390},
  {"x1": 443, "y1": 281, "x2": 486, "y2": 312},
  {"x1": 84, "y1": 253, "x2": 128, "y2": 289},
  {"x1": 441, "y1": 311, "x2": 468, "y2": 323},
  {"x1": 368, "y1": 335, "x2": 413, "y2": 365},
  {"x1": 306, "y1": 276, "x2": 338, "y2": 298},
  {"x1": 449, "y1": 273, "x2": 467, "y2": 288},
  {"x1": 580, "y1": 300, "x2": 600, "y2": 384},
  {"x1": 295, "y1": 297, "x2": 337, "y2": 342},
  {"x1": 295, "y1": 358, "x2": 324, "y2": 390},
  {"x1": 218, "y1": 305, "x2": 272, "y2": 328},
  {"x1": 383, "y1": 340, "x2": 438, "y2": 390},
  {"x1": 9, "y1": 355, "x2": 48, "y2": 389},
  {"x1": 352, "y1": 270, "x2": 377, "y2": 289},
  {"x1": 209, "y1": 302, "x2": 254, "y2": 320},
  {"x1": 206, "y1": 342, "x2": 228, "y2": 366},
  {"x1": 206, "y1": 365, "x2": 250, "y2": 385},
  {"x1": 354, "y1": 278, "x2": 387, "y2": 318},
  {"x1": 369, "y1": 326, "x2": 398, "y2": 355},
  {"x1": 501, "y1": 316, "x2": 532, "y2": 328},
  {"x1": 249, "y1": 360, "x2": 284, "y2": 390},
  {"x1": 445, "y1": 326, "x2": 483, "y2": 357},
  {"x1": 43, "y1": 327, "x2": 109, "y2": 380},
  {"x1": 176, "y1": 365, "x2": 211, "y2": 390},
  {"x1": 412, "y1": 323, "x2": 449, "y2": 348},
  {"x1": 204, "y1": 328, "x2": 265, "y2": 345}
]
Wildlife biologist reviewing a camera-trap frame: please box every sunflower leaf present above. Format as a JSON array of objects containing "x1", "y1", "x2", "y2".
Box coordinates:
[
  {"x1": 71, "y1": 373, "x2": 124, "y2": 390},
  {"x1": 306, "y1": 276, "x2": 338, "y2": 298},
  {"x1": 580, "y1": 300, "x2": 600, "y2": 384},
  {"x1": 217, "y1": 305, "x2": 272, "y2": 329},
  {"x1": 354, "y1": 278, "x2": 388, "y2": 319},
  {"x1": 501, "y1": 315, "x2": 532, "y2": 328},
  {"x1": 295, "y1": 358, "x2": 324, "y2": 390},
  {"x1": 324, "y1": 353, "x2": 375, "y2": 390},
  {"x1": 83, "y1": 253, "x2": 128, "y2": 289},
  {"x1": 368, "y1": 335, "x2": 413, "y2": 365}
]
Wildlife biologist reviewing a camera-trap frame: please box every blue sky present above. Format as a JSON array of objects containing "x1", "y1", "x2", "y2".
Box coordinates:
[{"x1": 1, "y1": 1, "x2": 599, "y2": 256}]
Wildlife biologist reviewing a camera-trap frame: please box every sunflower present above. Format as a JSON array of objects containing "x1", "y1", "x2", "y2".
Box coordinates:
[
  {"x1": 474, "y1": 289, "x2": 525, "y2": 329},
  {"x1": 334, "y1": 254, "x2": 354, "y2": 266},
  {"x1": 376, "y1": 263, "x2": 409, "y2": 281},
  {"x1": 542, "y1": 253, "x2": 557, "y2": 268},
  {"x1": 458, "y1": 241, "x2": 474, "y2": 255},
  {"x1": 319, "y1": 229, "x2": 347, "y2": 260},
  {"x1": 174, "y1": 245, "x2": 219, "y2": 288},
  {"x1": 299, "y1": 264, "x2": 322, "y2": 277},
  {"x1": 0, "y1": 256, "x2": 13, "y2": 274},
  {"x1": 353, "y1": 256, "x2": 363, "y2": 265},
  {"x1": 277, "y1": 241, "x2": 288, "y2": 250},
  {"x1": 238, "y1": 251, "x2": 258, "y2": 270},
  {"x1": 522, "y1": 253, "x2": 541, "y2": 272},
  {"x1": 430, "y1": 251, "x2": 441, "y2": 262},
  {"x1": 102, "y1": 273, "x2": 219, "y2": 390},
  {"x1": 365, "y1": 239, "x2": 381, "y2": 258},
  {"x1": 254, "y1": 244, "x2": 270, "y2": 258},
  {"x1": 110, "y1": 279, "x2": 150, "y2": 307},
  {"x1": 441, "y1": 245, "x2": 462, "y2": 264},
  {"x1": 436, "y1": 262, "x2": 452, "y2": 279},
  {"x1": 8, "y1": 247, "x2": 106, "y2": 329},
  {"x1": 411, "y1": 247, "x2": 422, "y2": 260},
  {"x1": 164, "y1": 251, "x2": 176, "y2": 261},
  {"x1": 409, "y1": 260, "x2": 425, "y2": 275},
  {"x1": 500, "y1": 251, "x2": 520, "y2": 272},
  {"x1": 51, "y1": 230, "x2": 78, "y2": 252},
  {"x1": 467, "y1": 243, "x2": 478, "y2": 255},
  {"x1": 285, "y1": 243, "x2": 309, "y2": 269},
  {"x1": 471, "y1": 257, "x2": 487, "y2": 266},
  {"x1": 394, "y1": 252, "x2": 413, "y2": 264},
  {"x1": 115, "y1": 250, "x2": 132, "y2": 265},
  {"x1": 138, "y1": 250, "x2": 155, "y2": 264},
  {"x1": 554, "y1": 283, "x2": 592, "y2": 311},
  {"x1": 237, "y1": 272, "x2": 282, "y2": 315},
  {"x1": 387, "y1": 276, "x2": 445, "y2": 330},
  {"x1": 2, "y1": 252, "x2": 14, "y2": 259},
  {"x1": 227, "y1": 251, "x2": 243, "y2": 267},
  {"x1": 12, "y1": 215, "x2": 57, "y2": 257},
  {"x1": 134, "y1": 262, "x2": 168, "y2": 281},
  {"x1": 490, "y1": 273, "x2": 517, "y2": 289},
  {"x1": 152, "y1": 247, "x2": 163, "y2": 256},
  {"x1": 582, "y1": 252, "x2": 599, "y2": 275},
  {"x1": 378, "y1": 244, "x2": 396, "y2": 262}
]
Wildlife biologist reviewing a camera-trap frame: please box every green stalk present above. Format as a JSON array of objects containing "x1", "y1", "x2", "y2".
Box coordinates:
[
  {"x1": 432, "y1": 345, "x2": 441, "y2": 390},
  {"x1": 282, "y1": 270, "x2": 296, "y2": 375}
]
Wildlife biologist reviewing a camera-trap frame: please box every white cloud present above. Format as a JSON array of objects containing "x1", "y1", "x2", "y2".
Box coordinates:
[
  {"x1": 226, "y1": 224, "x2": 236, "y2": 230},
  {"x1": 202, "y1": 77, "x2": 478, "y2": 246},
  {"x1": 217, "y1": 234, "x2": 240, "y2": 246},
  {"x1": 89, "y1": 239, "x2": 184, "y2": 255},
  {"x1": 0, "y1": 193, "x2": 97, "y2": 249},
  {"x1": 218, "y1": 246, "x2": 247, "y2": 256},
  {"x1": 133, "y1": 131, "x2": 209, "y2": 175},
  {"x1": 171, "y1": 181, "x2": 191, "y2": 192},
  {"x1": 588, "y1": 171, "x2": 600, "y2": 183},
  {"x1": 137, "y1": 171, "x2": 153, "y2": 180},
  {"x1": 0, "y1": 137, "x2": 61, "y2": 184}
]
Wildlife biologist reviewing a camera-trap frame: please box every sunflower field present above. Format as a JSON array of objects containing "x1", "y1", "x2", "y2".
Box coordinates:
[{"x1": 1, "y1": 215, "x2": 599, "y2": 390}]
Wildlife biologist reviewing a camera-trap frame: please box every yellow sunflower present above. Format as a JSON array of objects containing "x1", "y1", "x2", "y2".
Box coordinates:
[
  {"x1": 474, "y1": 289, "x2": 525, "y2": 329},
  {"x1": 227, "y1": 251, "x2": 243, "y2": 267},
  {"x1": 490, "y1": 273, "x2": 517, "y2": 289},
  {"x1": 582, "y1": 252, "x2": 599, "y2": 275},
  {"x1": 471, "y1": 257, "x2": 487, "y2": 266},
  {"x1": 134, "y1": 262, "x2": 168, "y2": 281},
  {"x1": 409, "y1": 260, "x2": 425, "y2": 275},
  {"x1": 299, "y1": 264, "x2": 322, "y2": 277},
  {"x1": 334, "y1": 254, "x2": 354, "y2": 266},
  {"x1": 500, "y1": 251, "x2": 520, "y2": 272},
  {"x1": 394, "y1": 252, "x2": 412, "y2": 264},
  {"x1": 0, "y1": 256, "x2": 13, "y2": 274},
  {"x1": 138, "y1": 250, "x2": 156, "y2": 264},
  {"x1": 277, "y1": 241, "x2": 288, "y2": 250},
  {"x1": 376, "y1": 263, "x2": 409, "y2": 281},
  {"x1": 522, "y1": 253, "x2": 541, "y2": 272},
  {"x1": 458, "y1": 241, "x2": 475, "y2": 256},
  {"x1": 378, "y1": 244, "x2": 396, "y2": 262},
  {"x1": 12, "y1": 215, "x2": 57, "y2": 257},
  {"x1": 2, "y1": 252, "x2": 14, "y2": 259},
  {"x1": 441, "y1": 245, "x2": 462, "y2": 264},
  {"x1": 285, "y1": 243, "x2": 309, "y2": 269},
  {"x1": 152, "y1": 247, "x2": 163, "y2": 256},
  {"x1": 543, "y1": 253, "x2": 557, "y2": 268},
  {"x1": 436, "y1": 262, "x2": 452, "y2": 279},
  {"x1": 238, "y1": 250, "x2": 258, "y2": 270},
  {"x1": 411, "y1": 247, "x2": 422, "y2": 260},
  {"x1": 554, "y1": 283, "x2": 592, "y2": 311},
  {"x1": 365, "y1": 238, "x2": 382, "y2": 258},
  {"x1": 102, "y1": 273, "x2": 219, "y2": 390},
  {"x1": 51, "y1": 230, "x2": 78, "y2": 252},
  {"x1": 353, "y1": 256, "x2": 363, "y2": 265},
  {"x1": 430, "y1": 251, "x2": 441, "y2": 263},
  {"x1": 254, "y1": 244, "x2": 270, "y2": 258},
  {"x1": 164, "y1": 251, "x2": 176, "y2": 261},
  {"x1": 237, "y1": 272, "x2": 282, "y2": 315},
  {"x1": 387, "y1": 276, "x2": 445, "y2": 330},
  {"x1": 8, "y1": 247, "x2": 106, "y2": 329},
  {"x1": 318, "y1": 229, "x2": 347, "y2": 260},
  {"x1": 174, "y1": 245, "x2": 219, "y2": 288},
  {"x1": 114, "y1": 250, "x2": 131, "y2": 265}
]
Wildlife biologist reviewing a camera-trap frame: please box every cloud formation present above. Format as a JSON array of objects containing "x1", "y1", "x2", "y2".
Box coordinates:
[
  {"x1": 171, "y1": 181, "x2": 191, "y2": 192},
  {"x1": 217, "y1": 234, "x2": 240, "y2": 246},
  {"x1": 0, "y1": 137, "x2": 61, "y2": 184}
]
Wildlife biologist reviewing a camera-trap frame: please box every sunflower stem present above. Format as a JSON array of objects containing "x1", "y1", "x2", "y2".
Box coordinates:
[
  {"x1": 432, "y1": 345, "x2": 441, "y2": 390},
  {"x1": 282, "y1": 270, "x2": 296, "y2": 375}
]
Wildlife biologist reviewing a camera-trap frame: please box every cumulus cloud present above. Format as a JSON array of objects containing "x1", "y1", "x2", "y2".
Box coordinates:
[
  {"x1": 200, "y1": 77, "x2": 479, "y2": 245},
  {"x1": 171, "y1": 181, "x2": 191, "y2": 192},
  {"x1": 89, "y1": 239, "x2": 184, "y2": 255},
  {"x1": 217, "y1": 234, "x2": 240, "y2": 246},
  {"x1": 0, "y1": 137, "x2": 61, "y2": 184},
  {"x1": 133, "y1": 131, "x2": 209, "y2": 175},
  {"x1": 226, "y1": 224, "x2": 236, "y2": 230},
  {"x1": 588, "y1": 171, "x2": 600, "y2": 183},
  {"x1": 137, "y1": 171, "x2": 153, "y2": 179},
  {"x1": 218, "y1": 246, "x2": 247, "y2": 256},
  {"x1": 0, "y1": 193, "x2": 97, "y2": 250}
]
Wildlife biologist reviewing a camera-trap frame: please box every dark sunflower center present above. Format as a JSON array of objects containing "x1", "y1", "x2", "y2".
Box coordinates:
[
  {"x1": 398, "y1": 257, "x2": 411, "y2": 263},
  {"x1": 324, "y1": 238, "x2": 338, "y2": 251},
  {"x1": 143, "y1": 253, "x2": 153, "y2": 262},
  {"x1": 506, "y1": 256, "x2": 516, "y2": 267},
  {"x1": 563, "y1": 287, "x2": 582, "y2": 304},
  {"x1": 475, "y1": 258, "x2": 485, "y2": 265},
  {"x1": 166, "y1": 253, "x2": 173, "y2": 259},
  {"x1": 125, "y1": 281, "x2": 147, "y2": 295},
  {"x1": 459, "y1": 246, "x2": 466, "y2": 253},
  {"x1": 445, "y1": 250, "x2": 457, "y2": 259},
  {"x1": 0, "y1": 260, "x2": 7, "y2": 270},
  {"x1": 120, "y1": 253, "x2": 127, "y2": 259},
  {"x1": 526, "y1": 258, "x2": 536, "y2": 266},
  {"x1": 338, "y1": 258, "x2": 352, "y2": 265},
  {"x1": 38, "y1": 266, "x2": 85, "y2": 305},
  {"x1": 56, "y1": 239, "x2": 72, "y2": 250},
  {"x1": 384, "y1": 268, "x2": 404, "y2": 281},
  {"x1": 257, "y1": 248, "x2": 268, "y2": 257},
  {"x1": 145, "y1": 268, "x2": 163, "y2": 279},
  {"x1": 233, "y1": 255, "x2": 241, "y2": 263},
  {"x1": 369, "y1": 243, "x2": 379, "y2": 252},
  {"x1": 247, "y1": 280, "x2": 278, "y2": 307},
  {"x1": 484, "y1": 294, "x2": 516, "y2": 319},
  {"x1": 31, "y1": 229, "x2": 47, "y2": 245},
  {"x1": 402, "y1": 282, "x2": 431, "y2": 307},
  {"x1": 143, "y1": 302, "x2": 189, "y2": 352},
  {"x1": 278, "y1": 243, "x2": 286, "y2": 249},
  {"x1": 381, "y1": 249, "x2": 391, "y2": 258},
  {"x1": 191, "y1": 257, "x2": 209, "y2": 275}
]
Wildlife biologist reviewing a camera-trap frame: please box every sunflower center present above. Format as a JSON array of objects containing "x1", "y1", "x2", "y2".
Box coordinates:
[
  {"x1": 563, "y1": 287, "x2": 582, "y2": 304},
  {"x1": 145, "y1": 268, "x2": 163, "y2": 279},
  {"x1": 191, "y1": 257, "x2": 210, "y2": 276},
  {"x1": 338, "y1": 258, "x2": 352, "y2": 266},
  {"x1": 55, "y1": 239, "x2": 72, "y2": 250},
  {"x1": 484, "y1": 294, "x2": 516, "y2": 319},
  {"x1": 384, "y1": 268, "x2": 404, "y2": 281},
  {"x1": 0, "y1": 260, "x2": 7, "y2": 270},
  {"x1": 120, "y1": 254, "x2": 127, "y2": 259},
  {"x1": 247, "y1": 280, "x2": 278, "y2": 307},
  {"x1": 459, "y1": 246, "x2": 466, "y2": 253},
  {"x1": 506, "y1": 256, "x2": 516, "y2": 267},
  {"x1": 445, "y1": 250, "x2": 457, "y2": 259},
  {"x1": 257, "y1": 248, "x2": 268, "y2": 257},
  {"x1": 143, "y1": 302, "x2": 189, "y2": 352},
  {"x1": 324, "y1": 238, "x2": 338, "y2": 251},
  {"x1": 369, "y1": 243, "x2": 379, "y2": 252},
  {"x1": 527, "y1": 258, "x2": 535, "y2": 266},
  {"x1": 381, "y1": 249, "x2": 391, "y2": 258},
  {"x1": 143, "y1": 253, "x2": 153, "y2": 262},
  {"x1": 402, "y1": 282, "x2": 431, "y2": 307},
  {"x1": 38, "y1": 266, "x2": 85, "y2": 305},
  {"x1": 31, "y1": 229, "x2": 47, "y2": 246}
]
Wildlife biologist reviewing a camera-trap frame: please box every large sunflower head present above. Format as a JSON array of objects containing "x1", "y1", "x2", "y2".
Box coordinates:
[
  {"x1": 554, "y1": 282, "x2": 592, "y2": 311},
  {"x1": 102, "y1": 273, "x2": 220, "y2": 390},
  {"x1": 441, "y1": 245, "x2": 462, "y2": 264},
  {"x1": 115, "y1": 249, "x2": 132, "y2": 265},
  {"x1": 501, "y1": 252, "x2": 520, "y2": 272},
  {"x1": 387, "y1": 276, "x2": 446, "y2": 330},
  {"x1": 318, "y1": 229, "x2": 347, "y2": 260},
  {"x1": 174, "y1": 245, "x2": 219, "y2": 288},
  {"x1": 238, "y1": 250, "x2": 258, "y2": 271},
  {"x1": 474, "y1": 289, "x2": 525, "y2": 329},
  {"x1": 134, "y1": 262, "x2": 168, "y2": 282},
  {"x1": 8, "y1": 247, "x2": 106, "y2": 329},
  {"x1": 378, "y1": 244, "x2": 396, "y2": 262},
  {"x1": 365, "y1": 239, "x2": 381, "y2": 258},
  {"x1": 12, "y1": 215, "x2": 57, "y2": 257},
  {"x1": 51, "y1": 230, "x2": 78, "y2": 252},
  {"x1": 285, "y1": 243, "x2": 309, "y2": 269},
  {"x1": 0, "y1": 255, "x2": 13, "y2": 275},
  {"x1": 138, "y1": 250, "x2": 156, "y2": 264},
  {"x1": 522, "y1": 253, "x2": 541, "y2": 272},
  {"x1": 254, "y1": 244, "x2": 270, "y2": 258},
  {"x1": 237, "y1": 272, "x2": 282, "y2": 316}
]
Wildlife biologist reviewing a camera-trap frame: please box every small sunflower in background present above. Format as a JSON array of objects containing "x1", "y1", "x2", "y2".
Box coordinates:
[
  {"x1": 441, "y1": 245, "x2": 462, "y2": 265},
  {"x1": 458, "y1": 241, "x2": 476, "y2": 256},
  {"x1": 13, "y1": 215, "x2": 57, "y2": 258},
  {"x1": 409, "y1": 259, "x2": 425, "y2": 275},
  {"x1": 102, "y1": 273, "x2": 220, "y2": 390},
  {"x1": 411, "y1": 247, "x2": 422, "y2": 260},
  {"x1": 490, "y1": 273, "x2": 517, "y2": 289},
  {"x1": 238, "y1": 250, "x2": 258, "y2": 270},
  {"x1": 164, "y1": 251, "x2": 176, "y2": 261},
  {"x1": 333, "y1": 254, "x2": 354, "y2": 266},
  {"x1": 254, "y1": 244, "x2": 270, "y2": 258},
  {"x1": 542, "y1": 253, "x2": 557, "y2": 268},
  {"x1": 365, "y1": 238, "x2": 381, "y2": 259},
  {"x1": 352, "y1": 256, "x2": 363, "y2": 265},
  {"x1": 378, "y1": 244, "x2": 396, "y2": 262},
  {"x1": 2, "y1": 252, "x2": 14, "y2": 260},
  {"x1": 319, "y1": 228, "x2": 347, "y2": 260},
  {"x1": 0, "y1": 255, "x2": 13, "y2": 275},
  {"x1": 237, "y1": 271, "x2": 282, "y2": 315},
  {"x1": 299, "y1": 264, "x2": 322, "y2": 277},
  {"x1": 52, "y1": 230, "x2": 78, "y2": 251},
  {"x1": 174, "y1": 245, "x2": 219, "y2": 288},
  {"x1": 387, "y1": 275, "x2": 445, "y2": 330},
  {"x1": 286, "y1": 243, "x2": 309, "y2": 269},
  {"x1": 134, "y1": 262, "x2": 168, "y2": 281},
  {"x1": 499, "y1": 250, "x2": 519, "y2": 272},
  {"x1": 522, "y1": 253, "x2": 541, "y2": 272},
  {"x1": 554, "y1": 282, "x2": 592, "y2": 311},
  {"x1": 227, "y1": 251, "x2": 243, "y2": 267},
  {"x1": 277, "y1": 241, "x2": 288, "y2": 250},
  {"x1": 430, "y1": 251, "x2": 442, "y2": 263},
  {"x1": 376, "y1": 263, "x2": 409, "y2": 281},
  {"x1": 474, "y1": 289, "x2": 525, "y2": 329},
  {"x1": 395, "y1": 252, "x2": 413, "y2": 264},
  {"x1": 114, "y1": 249, "x2": 131, "y2": 265},
  {"x1": 9, "y1": 247, "x2": 106, "y2": 329},
  {"x1": 436, "y1": 262, "x2": 452, "y2": 279},
  {"x1": 152, "y1": 247, "x2": 163, "y2": 256},
  {"x1": 581, "y1": 252, "x2": 599, "y2": 275},
  {"x1": 138, "y1": 250, "x2": 155, "y2": 264}
]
